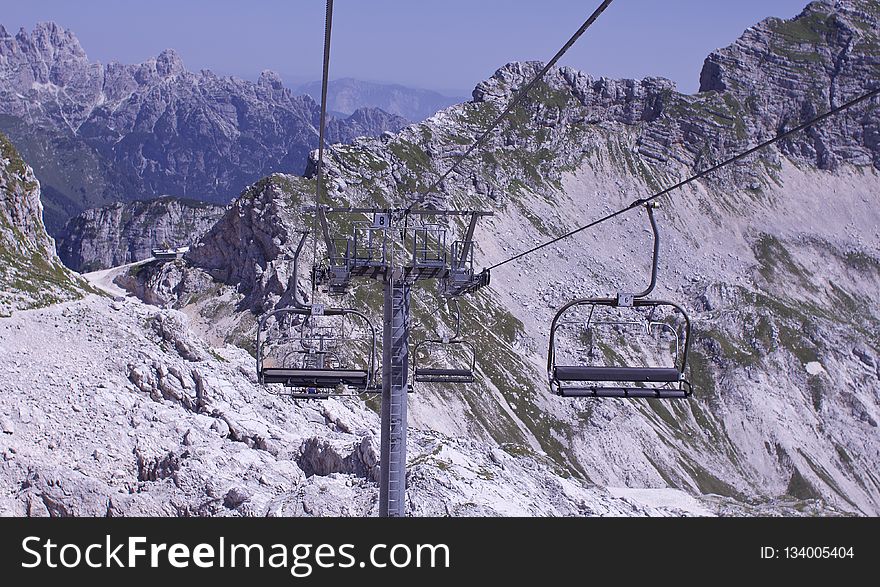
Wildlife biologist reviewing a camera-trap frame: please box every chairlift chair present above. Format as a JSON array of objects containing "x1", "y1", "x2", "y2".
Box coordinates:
[
  {"x1": 547, "y1": 203, "x2": 693, "y2": 399},
  {"x1": 257, "y1": 307, "x2": 378, "y2": 399},
  {"x1": 257, "y1": 228, "x2": 380, "y2": 399},
  {"x1": 324, "y1": 237, "x2": 354, "y2": 295},
  {"x1": 412, "y1": 299, "x2": 477, "y2": 384},
  {"x1": 440, "y1": 240, "x2": 490, "y2": 296}
]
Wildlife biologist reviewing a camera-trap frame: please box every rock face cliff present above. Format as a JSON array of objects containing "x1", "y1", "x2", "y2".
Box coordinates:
[
  {"x1": 0, "y1": 24, "x2": 408, "y2": 232},
  {"x1": 56, "y1": 197, "x2": 227, "y2": 272},
  {"x1": 124, "y1": 0, "x2": 880, "y2": 515},
  {"x1": 0, "y1": 131, "x2": 85, "y2": 314},
  {"x1": 327, "y1": 107, "x2": 410, "y2": 145},
  {"x1": 698, "y1": 0, "x2": 880, "y2": 169}
]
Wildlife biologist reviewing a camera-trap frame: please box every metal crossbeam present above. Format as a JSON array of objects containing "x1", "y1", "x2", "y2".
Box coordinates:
[{"x1": 349, "y1": 265, "x2": 450, "y2": 282}]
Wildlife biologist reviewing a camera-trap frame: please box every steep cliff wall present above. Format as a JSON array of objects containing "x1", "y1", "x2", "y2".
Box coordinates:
[
  {"x1": 0, "y1": 131, "x2": 86, "y2": 313},
  {"x1": 56, "y1": 197, "x2": 227, "y2": 272}
]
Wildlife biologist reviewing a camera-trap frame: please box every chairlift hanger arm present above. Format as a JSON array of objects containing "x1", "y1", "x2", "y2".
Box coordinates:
[
  {"x1": 458, "y1": 213, "x2": 480, "y2": 267},
  {"x1": 449, "y1": 298, "x2": 463, "y2": 340},
  {"x1": 290, "y1": 230, "x2": 311, "y2": 309},
  {"x1": 634, "y1": 203, "x2": 660, "y2": 299},
  {"x1": 316, "y1": 206, "x2": 338, "y2": 261}
]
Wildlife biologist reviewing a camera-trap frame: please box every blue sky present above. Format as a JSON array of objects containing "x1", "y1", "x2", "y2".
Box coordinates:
[{"x1": 4, "y1": 0, "x2": 810, "y2": 96}]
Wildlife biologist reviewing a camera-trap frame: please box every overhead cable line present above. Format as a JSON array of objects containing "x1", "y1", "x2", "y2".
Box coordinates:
[
  {"x1": 408, "y1": 0, "x2": 615, "y2": 208},
  {"x1": 311, "y1": 0, "x2": 334, "y2": 298},
  {"x1": 487, "y1": 85, "x2": 880, "y2": 271}
]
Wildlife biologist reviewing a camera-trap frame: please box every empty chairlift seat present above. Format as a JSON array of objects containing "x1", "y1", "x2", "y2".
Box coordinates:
[
  {"x1": 547, "y1": 298, "x2": 693, "y2": 400},
  {"x1": 412, "y1": 299, "x2": 476, "y2": 385},
  {"x1": 553, "y1": 366, "x2": 681, "y2": 383},
  {"x1": 412, "y1": 339, "x2": 477, "y2": 384},
  {"x1": 256, "y1": 306, "x2": 377, "y2": 400},
  {"x1": 547, "y1": 204, "x2": 693, "y2": 400},
  {"x1": 413, "y1": 366, "x2": 475, "y2": 384},
  {"x1": 552, "y1": 365, "x2": 689, "y2": 399},
  {"x1": 260, "y1": 367, "x2": 369, "y2": 388}
]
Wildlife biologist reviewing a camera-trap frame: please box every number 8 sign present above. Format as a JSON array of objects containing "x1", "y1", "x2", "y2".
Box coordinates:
[{"x1": 373, "y1": 212, "x2": 390, "y2": 229}]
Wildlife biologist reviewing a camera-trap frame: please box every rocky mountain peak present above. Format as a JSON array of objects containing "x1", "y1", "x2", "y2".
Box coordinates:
[
  {"x1": 14, "y1": 21, "x2": 86, "y2": 61},
  {"x1": 473, "y1": 60, "x2": 678, "y2": 128},
  {"x1": 155, "y1": 48, "x2": 185, "y2": 77},
  {"x1": 0, "y1": 22, "x2": 410, "y2": 233},
  {"x1": 186, "y1": 174, "x2": 310, "y2": 309},
  {"x1": 326, "y1": 106, "x2": 410, "y2": 145},
  {"x1": 294, "y1": 78, "x2": 464, "y2": 122},
  {"x1": 694, "y1": 0, "x2": 879, "y2": 170},
  {"x1": 258, "y1": 69, "x2": 284, "y2": 91},
  {"x1": 472, "y1": 60, "x2": 540, "y2": 103},
  {"x1": 700, "y1": 0, "x2": 879, "y2": 95}
]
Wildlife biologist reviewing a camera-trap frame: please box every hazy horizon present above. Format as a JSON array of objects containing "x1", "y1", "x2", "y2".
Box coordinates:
[{"x1": 4, "y1": 1, "x2": 809, "y2": 95}]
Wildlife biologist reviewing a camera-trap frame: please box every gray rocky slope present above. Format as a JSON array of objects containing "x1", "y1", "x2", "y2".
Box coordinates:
[
  {"x1": 0, "y1": 111, "x2": 707, "y2": 519},
  {"x1": 2, "y1": 0, "x2": 879, "y2": 517},
  {"x1": 0, "y1": 153, "x2": 708, "y2": 518},
  {"x1": 0, "y1": 23, "x2": 408, "y2": 233},
  {"x1": 128, "y1": 0, "x2": 880, "y2": 515},
  {"x1": 56, "y1": 198, "x2": 227, "y2": 272},
  {"x1": 1, "y1": 294, "x2": 717, "y2": 517}
]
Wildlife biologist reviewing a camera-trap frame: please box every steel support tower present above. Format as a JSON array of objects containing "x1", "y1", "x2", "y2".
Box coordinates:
[
  {"x1": 310, "y1": 206, "x2": 490, "y2": 517},
  {"x1": 379, "y1": 272, "x2": 411, "y2": 516}
]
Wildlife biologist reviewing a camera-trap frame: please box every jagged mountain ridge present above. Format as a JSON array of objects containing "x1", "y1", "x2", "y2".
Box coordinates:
[
  {"x1": 120, "y1": 0, "x2": 880, "y2": 514},
  {"x1": 0, "y1": 23, "x2": 409, "y2": 232},
  {"x1": 320, "y1": 0, "x2": 878, "y2": 210},
  {"x1": 56, "y1": 197, "x2": 227, "y2": 272},
  {"x1": 295, "y1": 78, "x2": 465, "y2": 122}
]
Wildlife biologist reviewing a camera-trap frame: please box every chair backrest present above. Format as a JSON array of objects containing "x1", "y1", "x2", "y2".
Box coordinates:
[
  {"x1": 257, "y1": 306, "x2": 377, "y2": 391},
  {"x1": 412, "y1": 339, "x2": 476, "y2": 384},
  {"x1": 547, "y1": 297, "x2": 691, "y2": 397}
]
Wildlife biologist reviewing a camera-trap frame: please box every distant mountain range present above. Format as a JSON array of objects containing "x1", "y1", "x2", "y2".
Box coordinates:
[
  {"x1": 295, "y1": 78, "x2": 464, "y2": 122},
  {"x1": 0, "y1": 23, "x2": 408, "y2": 233}
]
